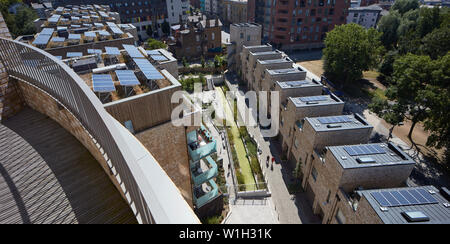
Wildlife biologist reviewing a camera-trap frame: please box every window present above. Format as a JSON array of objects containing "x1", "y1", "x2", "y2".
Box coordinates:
[
  {"x1": 212, "y1": 32, "x2": 215, "y2": 40},
  {"x1": 335, "y1": 210, "x2": 346, "y2": 224},
  {"x1": 311, "y1": 166, "x2": 318, "y2": 182}
]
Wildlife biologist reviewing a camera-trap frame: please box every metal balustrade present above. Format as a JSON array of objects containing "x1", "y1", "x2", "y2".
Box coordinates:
[{"x1": 0, "y1": 37, "x2": 199, "y2": 224}]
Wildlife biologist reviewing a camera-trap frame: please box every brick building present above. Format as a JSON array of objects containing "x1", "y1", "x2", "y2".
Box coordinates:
[
  {"x1": 221, "y1": 0, "x2": 249, "y2": 25},
  {"x1": 169, "y1": 15, "x2": 222, "y2": 60},
  {"x1": 249, "y1": 0, "x2": 351, "y2": 50}
]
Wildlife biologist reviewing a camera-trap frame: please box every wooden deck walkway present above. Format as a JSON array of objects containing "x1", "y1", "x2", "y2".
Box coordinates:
[{"x1": 0, "y1": 107, "x2": 137, "y2": 224}]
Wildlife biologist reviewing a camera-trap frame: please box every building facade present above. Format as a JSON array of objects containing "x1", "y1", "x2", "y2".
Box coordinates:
[
  {"x1": 249, "y1": 0, "x2": 351, "y2": 50},
  {"x1": 221, "y1": 0, "x2": 249, "y2": 25},
  {"x1": 227, "y1": 23, "x2": 262, "y2": 72},
  {"x1": 347, "y1": 5, "x2": 382, "y2": 28}
]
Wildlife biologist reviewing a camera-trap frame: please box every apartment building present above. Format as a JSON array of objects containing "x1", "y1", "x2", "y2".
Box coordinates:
[
  {"x1": 169, "y1": 15, "x2": 222, "y2": 60},
  {"x1": 347, "y1": 5, "x2": 383, "y2": 28},
  {"x1": 249, "y1": 0, "x2": 350, "y2": 50},
  {"x1": 227, "y1": 23, "x2": 262, "y2": 72},
  {"x1": 304, "y1": 142, "x2": 415, "y2": 221},
  {"x1": 279, "y1": 94, "x2": 344, "y2": 158},
  {"x1": 221, "y1": 0, "x2": 249, "y2": 25},
  {"x1": 242, "y1": 48, "x2": 285, "y2": 86},
  {"x1": 53, "y1": 0, "x2": 189, "y2": 39},
  {"x1": 252, "y1": 57, "x2": 294, "y2": 91},
  {"x1": 288, "y1": 113, "x2": 373, "y2": 180}
]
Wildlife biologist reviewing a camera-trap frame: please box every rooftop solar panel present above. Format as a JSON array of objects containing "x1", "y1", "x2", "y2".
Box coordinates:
[
  {"x1": 98, "y1": 30, "x2": 111, "y2": 36},
  {"x1": 150, "y1": 54, "x2": 168, "y2": 61},
  {"x1": 110, "y1": 26, "x2": 124, "y2": 35},
  {"x1": 40, "y1": 28, "x2": 54, "y2": 35},
  {"x1": 84, "y1": 31, "x2": 96, "y2": 37},
  {"x1": 66, "y1": 52, "x2": 83, "y2": 58},
  {"x1": 133, "y1": 58, "x2": 164, "y2": 80},
  {"x1": 146, "y1": 50, "x2": 160, "y2": 55},
  {"x1": 115, "y1": 70, "x2": 140, "y2": 86},
  {"x1": 68, "y1": 34, "x2": 81, "y2": 40},
  {"x1": 92, "y1": 74, "x2": 115, "y2": 92},
  {"x1": 284, "y1": 80, "x2": 309, "y2": 87},
  {"x1": 317, "y1": 115, "x2": 353, "y2": 124},
  {"x1": 87, "y1": 49, "x2": 102, "y2": 54},
  {"x1": 32, "y1": 34, "x2": 52, "y2": 46},
  {"x1": 299, "y1": 96, "x2": 328, "y2": 102},
  {"x1": 343, "y1": 144, "x2": 386, "y2": 156},
  {"x1": 51, "y1": 37, "x2": 65, "y2": 42},
  {"x1": 105, "y1": 46, "x2": 120, "y2": 55},
  {"x1": 371, "y1": 189, "x2": 438, "y2": 207},
  {"x1": 123, "y1": 44, "x2": 144, "y2": 58}
]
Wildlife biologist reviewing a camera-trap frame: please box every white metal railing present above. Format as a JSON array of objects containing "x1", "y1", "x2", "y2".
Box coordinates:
[{"x1": 0, "y1": 37, "x2": 199, "y2": 224}]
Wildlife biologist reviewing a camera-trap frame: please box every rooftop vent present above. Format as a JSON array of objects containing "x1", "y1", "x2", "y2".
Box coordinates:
[
  {"x1": 306, "y1": 101, "x2": 318, "y2": 105},
  {"x1": 401, "y1": 211, "x2": 430, "y2": 222},
  {"x1": 356, "y1": 157, "x2": 376, "y2": 164}
]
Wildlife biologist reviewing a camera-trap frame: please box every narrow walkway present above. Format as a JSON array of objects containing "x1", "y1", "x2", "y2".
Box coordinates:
[{"x1": 0, "y1": 107, "x2": 137, "y2": 224}]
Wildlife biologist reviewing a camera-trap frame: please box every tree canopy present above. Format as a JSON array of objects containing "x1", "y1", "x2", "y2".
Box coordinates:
[
  {"x1": 146, "y1": 38, "x2": 167, "y2": 50},
  {"x1": 323, "y1": 23, "x2": 383, "y2": 87},
  {"x1": 0, "y1": 1, "x2": 38, "y2": 38}
]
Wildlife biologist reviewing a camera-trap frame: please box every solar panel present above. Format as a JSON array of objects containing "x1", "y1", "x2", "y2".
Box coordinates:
[
  {"x1": 68, "y1": 34, "x2": 81, "y2": 40},
  {"x1": 40, "y1": 28, "x2": 54, "y2": 35},
  {"x1": 146, "y1": 50, "x2": 160, "y2": 55},
  {"x1": 123, "y1": 44, "x2": 144, "y2": 58},
  {"x1": 284, "y1": 80, "x2": 309, "y2": 87},
  {"x1": 98, "y1": 30, "x2": 111, "y2": 36},
  {"x1": 115, "y1": 70, "x2": 140, "y2": 86},
  {"x1": 371, "y1": 189, "x2": 439, "y2": 207},
  {"x1": 87, "y1": 49, "x2": 102, "y2": 54},
  {"x1": 299, "y1": 96, "x2": 328, "y2": 102},
  {"x1": 150, "y1": 54, "x2": 168, "y2": 61},
  {"x1": 343, "y1": 144, "x2": 386, "y2": 156},
  {"x1": 66, "y1": 52, "x2": 83, "y2": 58},
  {"x1": 51, "y1": 37, "x2": 65, "y2": 42},
  {"x1": 92, "y1": 74, "x2": 115, "y2": 92},
  {"x1": 133, "y1": 58, "x2": 164, "y2": 80},
  {"x1": 105, "y1": 46, "x2": 120, "y2": 55},
  {"x1": 32, "y1": 34, "x2": 52, "y2": 46},
  {"x1": 84, "y1": 32, "x2": 96, "y2": 38},
  {"x1": 317, "y1": 115, "x2": 353, "y2": 124},
  {"x1": 110, "y1": 26, "x2": 124, "y2": 35}
]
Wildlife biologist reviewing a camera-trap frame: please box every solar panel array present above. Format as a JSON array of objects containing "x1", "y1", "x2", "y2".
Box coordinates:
[
  {"x1": 41, "y1": 28, "x2": 54, "y2": 35},
  {"x1": 150, "y1": 54, "x2": 168, "y2": 61},
  {"x1": 133, "y1": 58, "x2": 164, "y2": 80},
  {"x1": 98, "y1": 30, "x2": 111, "y2": 36},
  {"x1": 84, "y1": 31, "x2": 96, "y2": 38},
  {"x1": 48, "y1": 15, "x2": 61, "y2": 23},
  {"x1": 33, "y1": 33, "x2": 52, "y2": 46},
  {"x1": 343, "y1": 144, "x2": 386, "y2": 156},
  {"x1": 105, "y1": 46, "x2": 120, "y2": 55},
  {"x1": 299, "y1": 96, "x2": 329, "y2": 102},
  {"x1": 68, "y1": 34, "x2": 81, "y2": 40},
  {"x1": 115, "y1": 70, "x2": 140, "y2": 86},
  {"x1": 371, "y1": 189, "x2": 439, "y2": 207},
  {"x1": 110, "y1": 26, "x2": 124, "y2": 35},
  {"x1": 92, "y1": 74, "x2": 115, "y2": 92},
  {"x1": 123, "y1": 44, "x2": 144, "y2": 58},
  {"x1": 317, "y1": 115, "x2": 353, "y2": 124}
]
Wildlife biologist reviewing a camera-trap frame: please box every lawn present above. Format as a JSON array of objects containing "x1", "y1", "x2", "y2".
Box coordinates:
[{"x1": 215, "y1": 87, "x2": 256, "y2": 191}]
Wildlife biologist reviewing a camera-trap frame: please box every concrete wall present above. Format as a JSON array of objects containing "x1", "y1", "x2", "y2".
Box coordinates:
[{"x1": 135, "y1": 121, "x2": 193, "y2": 207}]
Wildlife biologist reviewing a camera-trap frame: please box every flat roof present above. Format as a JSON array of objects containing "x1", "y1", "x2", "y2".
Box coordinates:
[
  {"x1": 327, "y1": 142, "x2": 415, "y2": 169},
  {"x1": 358, "y1": 186, "x2": 450, "y2": 224},
  {"x1": 290, "y1": 94, "x2": 343, "y2": 107},
  {"x1": 277, "y1": 79, "x2": 321, "y2": 89},
  {"x1": 258, "y1": 57, "x2": 292, "y2": 65},
  {"x1": 305, "y1": 113, "x2": 372, "y2": 132}
]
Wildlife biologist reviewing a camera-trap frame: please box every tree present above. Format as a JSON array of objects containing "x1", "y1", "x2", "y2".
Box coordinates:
[
  {"x1": 161, "y1": 21, "x2": 170, "y2": 35},
  {"x1": 369, "y1": 97, "x2": 405, "y2": 140},
  {"x1": 378, "y1": 50, "x2": 398, "y2": 84},
  {"x1": 323, "y1": 23, "x2": 383, "y2": 87},
  {"x1": 385, "y1": 54, "x2": 433, "y2": 141},
  {"x1": 182, "y1": 57, "x2": 189, "y2": 68},
  {"x1": 378, "y1": 11, "x2": 401, "y2": 49},
  {"x1": 391, "y1": 0, "x2": 419, "y2": 15},
  {"x1": 0, "y1": 1, "x2": 38, "y2": 38},
  {"x1": 416, "y1": 6, "x2": 441, "y2": 38},
  {"x1": 146, "y1": 38, "x2": 167, "y2": 50},
  {"x1": 420, "y1": 26, "x2": 450, "y2": 59}
]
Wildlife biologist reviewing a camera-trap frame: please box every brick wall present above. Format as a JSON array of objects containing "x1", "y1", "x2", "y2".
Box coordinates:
[
  {"x1": 136, "y1": 121, "x2": 193, "y2": 207},
  {"x1": 0, "y1": 13, "x2": 25, "y2": 121}
]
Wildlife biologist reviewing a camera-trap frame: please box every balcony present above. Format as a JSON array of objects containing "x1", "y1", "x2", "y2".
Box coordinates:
[{"x1": 187, "y1": 125, "x2": 217, "y2": 162}]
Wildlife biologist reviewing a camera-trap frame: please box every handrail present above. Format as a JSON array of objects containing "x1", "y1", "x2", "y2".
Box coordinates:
[{"x1": 0, "y1": 37, "x2": 199, "y2": 224}]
